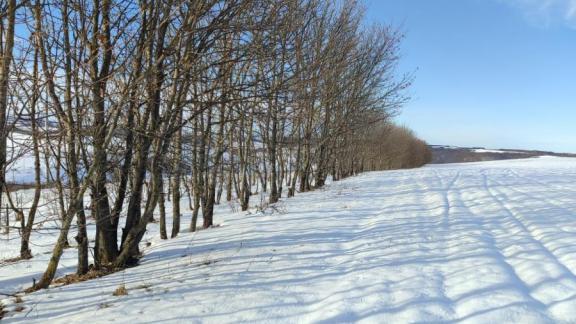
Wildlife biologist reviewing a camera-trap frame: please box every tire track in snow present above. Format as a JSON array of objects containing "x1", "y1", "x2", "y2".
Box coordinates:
[
  {"x1": 415, "y1": 169, "x2": 458, "y2": 320},
  {"x1": 488, "y1": 172, "x2": 576, "y2": 278},
  {"x1": 505, "y1": 168, "x2": 576, "y2": 198},
  {"x1": 437, "y1": 170, "x2": 461, "y2": 230},
  {"x1": 432, "y1": 169, "x2": 464, "y2": 321},
  {"x1": 481, "y1": 169, "x2": 576, "y2": 321},
  {"x1": 502, "y1": 168, "x2": 576, "y2": 217},
  {"x1": 430, "y1": 169, "x2": 551, "y2": 322}
]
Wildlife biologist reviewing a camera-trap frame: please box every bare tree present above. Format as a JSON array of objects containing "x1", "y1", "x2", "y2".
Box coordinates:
[{"x1": 0, "y1": 0, "x2": 431, "y2": 291}]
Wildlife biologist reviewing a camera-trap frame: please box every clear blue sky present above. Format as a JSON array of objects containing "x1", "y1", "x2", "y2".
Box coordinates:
[{"x1": 365, "y1": 0, "x2": 576, "y2": 152}]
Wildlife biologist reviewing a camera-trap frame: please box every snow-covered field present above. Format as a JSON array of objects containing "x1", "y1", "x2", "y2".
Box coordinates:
[
  {"x1": 471, "y1": 148, "x2": 526, "y2": 154},
  {"x1": 3, "y1": 156, "x2": 576, "y2": 323}
]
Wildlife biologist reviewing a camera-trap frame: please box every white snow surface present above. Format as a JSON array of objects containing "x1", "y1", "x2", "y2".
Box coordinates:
[
  {"x1": 4, "y1": 156, "x2": 576, "y2": 323},
  {"x1": 471, "y1": 148, "x2": 528, "y2": 154}
]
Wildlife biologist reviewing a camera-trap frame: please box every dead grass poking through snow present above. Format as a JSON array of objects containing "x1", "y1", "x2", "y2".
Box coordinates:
[
  {"x1": 112, "y1": 284, "x2": 128, "y2": 296},
  {"x1": 50, "y1": 268, "x2": 112, "y2": 288}
]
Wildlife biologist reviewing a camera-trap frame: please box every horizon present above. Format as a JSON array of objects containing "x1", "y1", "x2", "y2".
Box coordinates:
[
  {"x1": 429, "y1": 143, "x2": 576, "y2": 155},
  {"x1": 366, "y1": 0, "x2": 576, "y2": 153}
]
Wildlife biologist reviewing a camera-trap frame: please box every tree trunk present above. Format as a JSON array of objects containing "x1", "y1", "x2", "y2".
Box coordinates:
[
  {"x1": 0, "y1": 0, "x2": 16, "y2": 215},
  {"x1": 170, "y1": 109, "x2": 182, "y2": 238}
]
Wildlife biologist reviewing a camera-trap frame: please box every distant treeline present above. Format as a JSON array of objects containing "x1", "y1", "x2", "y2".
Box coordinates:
[{"x1": 359, "y1": 123, "x2": 432, "y2": 172}]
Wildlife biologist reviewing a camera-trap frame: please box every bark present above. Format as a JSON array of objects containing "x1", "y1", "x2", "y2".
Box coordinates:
[
  {"x1": 170, "y1": 108, "x2": 182, "y2": 238},
  {"x1": 0, "y1": 0, "x2": 16, "y2": 226},
  {"x1": 159, "y1": 178, "x2": 167, "y2": 240}
]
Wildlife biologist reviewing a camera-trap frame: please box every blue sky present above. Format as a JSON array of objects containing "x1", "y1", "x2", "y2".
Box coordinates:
[{"x1": 365, "y1": 0, "x2": 576, "y2": 152}]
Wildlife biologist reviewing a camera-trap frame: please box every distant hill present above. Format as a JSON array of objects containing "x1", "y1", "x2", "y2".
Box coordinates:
[{"x1": 429, "y1": 145, "x2": 576, "y2": 164}]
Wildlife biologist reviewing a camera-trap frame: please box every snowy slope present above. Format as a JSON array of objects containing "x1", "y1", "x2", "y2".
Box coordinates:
[{"x1": 4, "y1": 156, "x2": 576, "y2": 323}]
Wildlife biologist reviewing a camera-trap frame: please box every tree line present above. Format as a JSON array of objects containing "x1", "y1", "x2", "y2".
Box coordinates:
[{"x1": 0, "y1": 0, "x2": 431, "y2": 291}]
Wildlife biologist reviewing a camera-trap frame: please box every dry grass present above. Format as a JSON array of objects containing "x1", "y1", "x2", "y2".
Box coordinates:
[
  {"x1": 24, "y1": 268, "x2": 115, "y2": 293},
  {"x1": 52, "y1": 268, "x2": 112, "y2": 286},
  {"x1": 25, "y1": 264, "x2": 128, "y2": 294},
  {"x1": 112, "y1": 284, "x2": 128, "y2": 296}
]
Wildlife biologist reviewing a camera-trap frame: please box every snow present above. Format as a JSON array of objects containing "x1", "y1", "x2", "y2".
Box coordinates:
[
  {"x1": 472, "y1": 148, "x2": 506, "y2": 153},
  {"x1": 471, "y1": 148, "x2": 528, "y2": 154},
  {"x1": 3, "y1": 156, "x2": 576, "y2": 323},
  {"x1": 5, "y1": 131, "x2": 52, "y2": 184}
]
